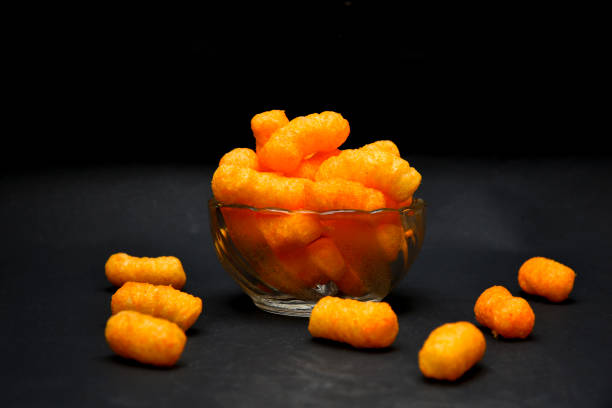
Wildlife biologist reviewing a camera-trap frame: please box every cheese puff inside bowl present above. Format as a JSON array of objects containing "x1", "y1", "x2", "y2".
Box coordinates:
[{"x1": 208, "y1": 198, "x2": 425, "y2": 316}]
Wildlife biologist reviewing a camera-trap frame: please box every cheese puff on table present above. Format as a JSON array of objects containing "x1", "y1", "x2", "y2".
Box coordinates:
[
  {"x1": 105, "y1": 253, "x2": 186, "y2": 289},
  {"x1": 315, "y1": 149, "x2": 421, "y2": 203},
  {"x1": 288, "y1": 149, "x2": 341, "y2": 180},
  {"x1": 212, "y1": 164, "x2": 311, "y2": 209},
  {"x1": 258, "y1": 111, "x2": 350, "y2": 173},
  {"x1": 257, "y1": 213, "x2": 323, "y2": 251},
  {"x1": 219, "y1": 147, "x2": 260, "y2": 170},
  {"x1": 474, "y1": 285, "x2": 535, "y2": 339},
  {"x1": 105, "y1": 310, "x2": 186, "y2": 367},
  {"x1": 308, "y1": 296, "x2": 399, "y2": 348},
  {"x1": 111, "y1": 282, "x2": 203, "y2": 331},
  {"x1": 518, "y1": 257, "x2": 576, "y2": 302},
  {"x1": 251, "y1": 110, "x2": 289, "y2": 151},
  {"x1": 304, "y1": 179, "x2": 387, "y2": 212},
  {"x1": 418, "y1": 322, "x2": 486, "y2": 381}
]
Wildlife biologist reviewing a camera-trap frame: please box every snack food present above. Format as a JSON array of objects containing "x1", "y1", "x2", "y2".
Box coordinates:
[
  {"x1": 304, "y1": 179, "x2": 387, "y2": 212},
  {"x1": 418, "y1": 322, "x2": 486, "y2": 381},
  {"x1": 251, "y1": 110, "x2": 289, "y2": 151},
  {"x1": 219, "y1": 147, "x2": 260, "y2": 170},
  {"x1": 105, "y1": 310, "x2": 186, "y2": 367},
  {"x1": 518, "y1": 257, "x2": 576, "y2": 302},
  {"x1": 308, "y1": 296, "x2": 398, "y2": 348},
  {"x1": 105, "y1": 253, "x2": 186, "y2": 289},
  {"x1": 111, "y1": 282, "x2": 203, "y2": 331},
  {"x1": 474, "y1": 285, "x2": 535, "y2": 339},
  {"x1": 288, "y1": 149, "x2": 341, "y2": 180}
]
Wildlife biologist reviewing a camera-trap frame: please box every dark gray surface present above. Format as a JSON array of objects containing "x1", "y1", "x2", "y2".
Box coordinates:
[{"x1": 1, "y1": 156, "x2": 611, "y2": 407}]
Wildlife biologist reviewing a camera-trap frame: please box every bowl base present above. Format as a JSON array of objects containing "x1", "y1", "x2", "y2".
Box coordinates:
[{"x1": 252, "y1": 297, "x2": 315, "y2": 317}]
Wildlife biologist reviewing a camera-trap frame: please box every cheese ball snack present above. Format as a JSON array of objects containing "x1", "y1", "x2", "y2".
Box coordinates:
[
  {"x1": 258, "y1": 111, "x2": 350, "y2": 173},
  {"x1": 251, "y1": 110, "x2": 289, "y2": 151},
  {"x1": 474, "y1": 285, "x2": 535, "y2": 339},
  {"x1": 105, "y1": 253, "x2": 186, "y2": 289},
  {"x1": 315, "y1": 148, "x2": 421, "y2": 202},
  {"x1": 289, "y1": 149, "x2": 341, "y2": 180},
  {"x1": 418, "y1": 322, "x2": 486, "y2": 381},
  {"x1": 308, "y1": 296, "x2": 398, "y2": 348},
  {"x1": 105, "y1": 310, "x2": 186, "y2": 367},
  {"x1": 257, "y1": 213, "x2": 323, "y2": 251},
  {"x1": 518, "y1": 257, "x2": 576, "y2": 302},
  {"x1": 304, "y1": 179, "x2": 387, "y2": 212},
  {"x1": 212, "y1": 165, "x2": 311, "y2": 209},
  {"x1": 219, "y1": 147, "x2": 260, "y2": 170},
  {"x1": 111, "y1": 282, "x2": 203, "y2": 331}
]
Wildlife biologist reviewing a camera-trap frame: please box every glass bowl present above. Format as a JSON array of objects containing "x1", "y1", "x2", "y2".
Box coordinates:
[{"x1": 209, "y1": 198, "x2": 425, "y2": 317}]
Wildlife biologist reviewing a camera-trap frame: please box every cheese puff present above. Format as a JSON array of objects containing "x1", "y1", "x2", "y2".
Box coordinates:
[
  {"x1": 105, "y1": 310, "x2": 186, "y2": 367},
  {"x1": 315, "y1": 149, "x2": 421, "y2": 202},
  {"x1": 277, "y1": 247, "x2": 329, "y2": 289},
  {"x1": 474, "y1": 286, "x2": 535, "y2": 339},
  {"x1": 258, "y1": 111, "x2": 350, "y2": 173},
  {"x1": 105, "y1": 253, "x2": 186, "y2": 289},
  {"x1": 111, "y1": 282, "x2": 203, "y2": 331},
  {"x1": 219, "y1": 148, "x2": 260, "y2": 170},
  {"x1": 308, "y1": 296, "x2": 398, "y2": 348},
  {"x1": 306, "y1": 237, "x2": 347, "y2": 281},
  {"x1": 212, "y1": 165, "x2": 311, "y2": 209},
  {"x1": 359, "y1": 140, "x2": 400, "y2": 157},
  {"x1": 257, "y1": 213, "x2": 323, "y2": 251},
  {"x1": 251, "y1": 110, "x2": 289, "y2": 151},
  {"x1": 418, "y1": 322, "x2": 486, "y2": 381},
  {"x1": 375, "y1": 223, "x2": 405, "y2": 262},
  {"x1": 288, "y1": 149, "x2": 341, "y2": 180},
  {"x1": 304, "y1": 179, "x2": 387, "y2": 211},
  {"x1": 518, "y1": 257, "x2": 576, "y2": 302}
]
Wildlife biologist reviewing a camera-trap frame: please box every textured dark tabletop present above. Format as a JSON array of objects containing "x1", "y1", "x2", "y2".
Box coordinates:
[{"x1": 2, "y1": 156, "x2": 611, "y2": 407}]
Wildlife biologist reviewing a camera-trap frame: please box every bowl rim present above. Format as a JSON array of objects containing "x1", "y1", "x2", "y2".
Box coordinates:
[{"x1": 208, "y1": 197, "x2": 425, "y2": 215}]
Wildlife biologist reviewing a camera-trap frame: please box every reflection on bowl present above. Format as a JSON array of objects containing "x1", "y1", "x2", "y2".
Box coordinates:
[{"x1": 209, "y1": 198, "x2": 425, "y2": 317}]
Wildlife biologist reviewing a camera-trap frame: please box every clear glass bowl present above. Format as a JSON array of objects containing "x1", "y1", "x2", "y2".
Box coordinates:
[{"x1": 209, "y1": 198, "x2": 425, "y2": 317}]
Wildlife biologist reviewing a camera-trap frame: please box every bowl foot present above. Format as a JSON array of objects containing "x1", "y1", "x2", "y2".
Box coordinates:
[{"x1": 252, "y1": 297, "x2": 316, "y2": 317}]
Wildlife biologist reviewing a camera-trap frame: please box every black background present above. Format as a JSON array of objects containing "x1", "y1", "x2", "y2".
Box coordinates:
[{"x1": 3, "y1": 2, "x2": 611, "y2": 407}]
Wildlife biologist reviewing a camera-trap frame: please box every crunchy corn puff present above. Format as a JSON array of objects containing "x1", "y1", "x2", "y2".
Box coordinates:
[
  {"x1": 288, "y1": 149, "x2": 341, "y2": 180},
  {"x1": 305, "y1": 237, "x2": 347, "y2": 281},
  {"x1": 375, "y1": 223, "x2": 405, "y2": 261},
  {"x1": 474, "y1": 285, "x2": 535, "y2": 339},
  {"x1": 418, "y1": 322, "x2": 486, "y2": 381},
  {"x1": 308, "y1": 296, "x2": 398, "y2": 348},
  {"x1": 212, "y1": 164, "x2": 311, "y2": 209},
  {"x1": 105, "y1": 310, "x2": 186, "y2": 367},
  {"x1": 111, "y1": 282, "x2": 203, "y2": 331},
  {"x1": 219, "y1": 147, "x2": 260, "y2": 170},
  {"x1": 518, "y1": 257, "x2": 576, "y2": 302},
  {"x1": 258, "y1": 111, "x2": 350, "y2": 173},
  {"x1": 105, "y1": 253, "x2": 186, "y2": 289},
  {"x1": 251, "y1": 110, "x2": 289, "y2": 151},
  {"x1": 257, "y1": 213, "x2": 323, "y2": 251},
  {"x1": 359, "y1": 140, "x2": 400, "y2": 157},
  {"x1": 304, "y1": 179, "x2": 387, "y2": 211},
  {"x1": 315, "y1": 148, "x2": 421, "y2": 202}
]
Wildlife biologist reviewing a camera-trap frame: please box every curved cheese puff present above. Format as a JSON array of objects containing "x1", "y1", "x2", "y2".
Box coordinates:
[
  {"x1": 359, "y1": 140, "x2": 400, "y2": 157},
  {"x1": 306, "y1": 237, "x2": 347, "y2": 281},
  {"x1": 288, "y1": 149, "x2": 341, "y2": 180},
  {"x1": 308, "y1": 296, "x2": 399, "y2": 348},
  {"x1": 251, "y1": 110, "x2": 289, "y2": 151},
  {"x1": 219, "y1": 147, "x2": 260, "y2": 170},
  {"x1": 474, "y1": 285, "x2": 535, "y2": 339},
  {"x1": 518, "y1": 257, "x2": 576, "y2": 302},
  {"x1": 105, "y1": 311, "x2": 186, "y2": 367},
  {"x1": 258, "y1": 111, "x2": 350, "y2": 173},
  {"x1": 375, "y1": 223, "x2": 405, "y2": 262},
  {"x1": 419, "y1": 322, "x2": 486, "y2": 381},
  {"x1": 315, "y1": 149, "x2": 421, "y2": 202},
  {"x1": 257, "y1": 213, "x2": 323, "y2": 251},
  {"x1": 304, "y1": 179, "x2": 387, "y2": 211},
  {"x1": 212, "y1": 164, "x2": 311, "y2": 209},
  {"x1": 105, "y1": 253, "x2": 186, "y2": 289},
  {"x1": 111, "y1": 282, "x2": 203, "y2": 331}
]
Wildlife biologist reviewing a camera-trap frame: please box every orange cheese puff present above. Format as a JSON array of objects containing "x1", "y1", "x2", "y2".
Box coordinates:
[
  {"x1": 258, "y1": 111, "x2": 350, "y2": 173},
  {"x1": 257, "y1": 213, "x2": 323, "y2": 251},
  {"x1": 105, "y1": 253, "x2": 186, "y2": 289},
  {"x1": 375, "y1": 223, "x2": 405, "y2": 261},
  {"x1": 219, "y1": 147, "x2": 260, "y2": 170},
  {"x1": 518, "y1": 257, "x2": 576, "y2": 302},
  {"x1": 251, "y1": 110, "x2": 289, "y2": 151},
  {"x1": 289, "y1": 149, "x2": 341, "y2": 180},
  {"x1": 304, "y1": 179, "x2": 387, "y2": 211},
  {"x1": 277, "y1": 247, "x2": 329, "y2": 289},
  {"x1": 334, "y1": 265, "x2": 368, "y2": 297},
  {"x1": 306, "y1": 237, "x2": 347, "y2": 281},
  {"x1": 418, "y1": 322, "x2": 486, "y2": 381},
  {"x1": 308, "y1": 296, "x2": 398, "y2": 348},
  {"x1": 105, "y1": 310, "x2": 186, "y2": 367},
  {"x1": 211, "y1": 165, "x2": 311, "y2": 209},
  {"x1": 111, "y1": 282, "x2": 203, "y2": 331},
  {"x1": 359, "y1": 140, "x2": 400, "y2": 157},
  {"x1": 315, "y1": 149, "x2": 421, "y2": 202},
  {"x1": 474, "y1": 286, "x2": 535, "y2": 339}
]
